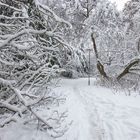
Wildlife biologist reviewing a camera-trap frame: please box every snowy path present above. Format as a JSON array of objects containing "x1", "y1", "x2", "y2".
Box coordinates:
[
  {"x1": 57, "y1": 78, "x2": 140, "y2": 140},
  {"x1": 1, "y1": 78, "x2": 140, "y2": 140}
]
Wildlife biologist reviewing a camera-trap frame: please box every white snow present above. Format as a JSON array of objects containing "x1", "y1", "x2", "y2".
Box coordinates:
[
  {"x1": 56, "y1": 78, "x2": 140, "y2": 140},
  {"x1": 1, "y1": 78, "x2": 140, "y2": 140},
  {"x1": 0, "y1": 123, "x2": 53, "y2": 140}
]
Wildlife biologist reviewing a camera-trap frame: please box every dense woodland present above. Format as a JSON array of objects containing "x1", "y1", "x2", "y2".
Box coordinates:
[{"x1": 0, "y1": 0, "x2": 140, "y2": 139}]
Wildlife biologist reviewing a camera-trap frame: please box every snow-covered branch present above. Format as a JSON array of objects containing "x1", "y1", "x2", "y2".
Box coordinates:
[
  {"x1": 0, "y1": 15, "x2": 28, "y2": 20},
  {"x1": 0, "y1": 23, "x2": 19, "y2": 27},
  {"x1": 35, "y1": 0, "x2": 72, "y2": 28},
  {"x1": 0, "y1": 29, "x2": 53, "y2": 49},
  {"x1": 0, "y1": 2, "x2": 22, "y2": 12},
  {"x1": 0, "y1": 1, "x2": 71, "y2": 137}
]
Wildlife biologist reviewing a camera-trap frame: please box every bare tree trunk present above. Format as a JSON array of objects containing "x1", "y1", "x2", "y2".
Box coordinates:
[
  {"x1": 91, "y1": 33, "x2": 98, "y2": 59},
  {"x1": 91, "y1": 33, "x2": 140, "y2": 81},
  {"x1": 91, "y1": 33, "x2": 109, "y2": 79}
]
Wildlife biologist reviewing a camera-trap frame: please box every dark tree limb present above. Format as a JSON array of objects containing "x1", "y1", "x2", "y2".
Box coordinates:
[
  {"x1": 91, "y1": 33, "x2": 98, "y2": 59},
  {"x1": 97, "y1": 60, "x2": 109, "y2": 79},
  {"x1": 117, "y1": 58, "x2": 140, "y2": 80},
  {"x1": 91, "y1": 33, "x2": 140, "y2": 81},
  {"x1": 91, "y1": 33, "x2": 109, "y2": 79}
]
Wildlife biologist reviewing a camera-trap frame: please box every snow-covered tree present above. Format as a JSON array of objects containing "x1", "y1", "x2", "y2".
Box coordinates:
[{"x1": 0, "y1": 0, "x2": 72, "y2": 136}]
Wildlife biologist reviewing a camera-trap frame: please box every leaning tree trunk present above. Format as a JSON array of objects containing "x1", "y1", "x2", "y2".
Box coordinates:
[
  {"x1": 91, "y1": 33, "x2": 109, "y2": 79},
  {"x1": 91, "y1": 33, "x2": 140, "y2": 82}
]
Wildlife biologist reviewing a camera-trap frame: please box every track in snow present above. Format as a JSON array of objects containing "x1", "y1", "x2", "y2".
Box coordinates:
[{"x1": 57, "y1": 78, "x2": 140, "y2": 140}]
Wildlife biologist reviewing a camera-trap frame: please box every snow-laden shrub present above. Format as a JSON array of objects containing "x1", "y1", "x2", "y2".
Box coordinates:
[{"x1": 0, "y1": 0, "x2": 72, "y2": 137}]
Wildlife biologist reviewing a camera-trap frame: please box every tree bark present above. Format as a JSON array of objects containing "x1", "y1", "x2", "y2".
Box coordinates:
[
  {"x1": 91, "y1": 33, "x2": 140, "y2": 81},
  {"x1": 117, "y1": 58, "x2": 140, "y2": 80},
  {"x1": 91, "y1": 33, "x2": 109, "y2": 79}
]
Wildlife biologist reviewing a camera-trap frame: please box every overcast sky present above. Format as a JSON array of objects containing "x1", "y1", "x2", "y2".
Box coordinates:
[{"x1": 110, "y1": 0, "x2": 129, "y2": 10}]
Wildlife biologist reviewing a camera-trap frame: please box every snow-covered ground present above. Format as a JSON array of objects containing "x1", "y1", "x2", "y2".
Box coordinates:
[
  {"x1": 1, "y1": 78, "x2": 140, "y2": 140},
  {"x1": 57, "y1": 78, "x2": 140, "y2": 140}
]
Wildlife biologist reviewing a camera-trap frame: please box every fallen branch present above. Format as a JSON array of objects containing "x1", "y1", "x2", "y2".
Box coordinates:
[
  {"x1": 28, "y1": 106, "x2": 52, "y2": 129},
  {"x1": 0, "y1": 113, "x2": 18, "y2": 127},
  {"x1": 0, "y1": 77, "x2": 50, "y2": 128}
]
